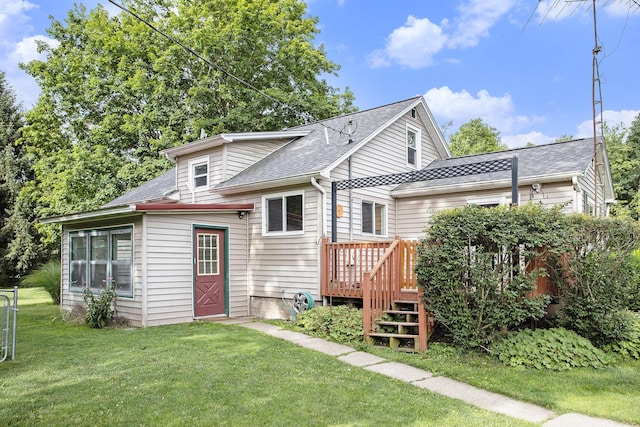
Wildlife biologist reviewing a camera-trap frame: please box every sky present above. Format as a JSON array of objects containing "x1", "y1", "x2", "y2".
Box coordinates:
[{"x1": 1, "y1": 0, "x2": 639, "y2": 148}]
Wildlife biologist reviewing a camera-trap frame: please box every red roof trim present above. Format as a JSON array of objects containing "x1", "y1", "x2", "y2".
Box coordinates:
[{"x1": 134, "y1": 203, "x2": 254, "y2": 211}]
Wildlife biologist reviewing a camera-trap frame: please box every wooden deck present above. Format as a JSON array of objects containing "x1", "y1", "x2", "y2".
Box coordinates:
[
  {"x1": 321, "y1": 237, "x2": 429, "y2": 351},
  {"x1": 320, "y1": 238, "x2": 556, "y2": 352}
]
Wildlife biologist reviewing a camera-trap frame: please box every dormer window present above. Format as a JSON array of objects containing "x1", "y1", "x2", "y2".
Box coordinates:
[
  {"x1": 406, "y1": 123, "x2": 421, "y2": 169},
  {"x1": 189, "y1": 157, "x2": 209, "y2": 191}
]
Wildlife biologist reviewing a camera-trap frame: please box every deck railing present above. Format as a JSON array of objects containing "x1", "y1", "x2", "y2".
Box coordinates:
[
  {"x1": 321, "y1": 238, "x2": 428, "y2": 351},
  {"x1": 320, "y1": 238, "x2": 419, "y2": 299}
]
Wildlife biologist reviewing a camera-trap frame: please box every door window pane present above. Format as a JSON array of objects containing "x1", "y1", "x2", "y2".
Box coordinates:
[{"x1": 197, "y1": 233, "x2": 219, "y2": 275}]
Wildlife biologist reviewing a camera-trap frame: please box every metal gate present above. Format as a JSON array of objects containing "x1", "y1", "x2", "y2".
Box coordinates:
[{"x1": 0, "y1": 286, "x2": 18, "y2": 362}]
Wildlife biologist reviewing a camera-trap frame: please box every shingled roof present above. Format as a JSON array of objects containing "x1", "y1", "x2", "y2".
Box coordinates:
[
  {"x1": 215, "y1": 96, "x2": 448, "y2": 192},
  {"x1": 103, "y1": 169, "x2": 176, "y2": 208},
  {"x1": 392, "y1": 138, "x2": 606, "y2": 197}
]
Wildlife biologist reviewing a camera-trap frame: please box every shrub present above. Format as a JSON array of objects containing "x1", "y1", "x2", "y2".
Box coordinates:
[
  {"x1": 294, "y1": 305, "x2": 364, "y2": 345},
  {"x1": 604, "y1": 312, "x2": 640, "y2": 360},
  {"x1": 21, "y1": 260, "x2": 61, "y2": 304},
  {"x1": 416, "y1": 204, "x2": 562, "y2": 349},
  {"x1": 551, "y1": 215, "x2": 640, "y2": 346},
  {"x1": 490, "y1": 328, "x2": 608, "y2": 370},
  {"x1": 83, "y1": 286, "x2": 116, "y2": 328}
]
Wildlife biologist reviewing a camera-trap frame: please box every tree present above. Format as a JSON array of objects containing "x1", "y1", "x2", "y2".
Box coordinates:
[
  {"x1": 20, "y1": 0, "x2": 356, "y2": 246},
  {"x1": 448, "y1": 118, "x2": 507, "y2": 156},
  {"x1": 0, "y1": 71, "x2": 44, "y2": 284},
  {"x1": 554, "y1": 134, "x2": 574, "y2": 143},
  {"x1": 603, "y1": 118, "x2": 640, "y2": 218}
]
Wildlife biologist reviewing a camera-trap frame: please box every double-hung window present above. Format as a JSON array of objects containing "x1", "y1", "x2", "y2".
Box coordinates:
[
  {"x1": 362, "y1": 201, "x2": 387, "y2": 236},
  {"x1": 406, "y1": 123, "x2": 421, "y2": 169},
  {"x1": 69, "y1": 227, "x2": 133, "y2": 297},
  {"x1": 263, "y1": 192, "x2": 304, "y2": 235},
  {"x1": 189, "y1": 157, "x2": 209, "y2": 191}
]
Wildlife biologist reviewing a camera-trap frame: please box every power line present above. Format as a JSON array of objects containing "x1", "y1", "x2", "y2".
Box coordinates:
[{"x1": 106, "y1": 0, "x2": 349, "y2": 137}]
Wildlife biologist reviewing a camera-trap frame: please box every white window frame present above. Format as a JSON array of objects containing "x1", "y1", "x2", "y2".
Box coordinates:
[
  {"x1": 68, "y1": 226, "x2": 134, "y2": 298},
  {"x1": 188, "y1": 156, "x2": 210, "y2": 191},
  {"x1": 262, "y1": 191, "x2": 305, "y2": 236},
  {"x1": 406, "y1": 123, "x2": 421, "y2": 169},
  {"x1": 361, "y1": 200, "x2": 387, "y2": 237},
  {"x1": 467, "y1": 196, "x2": 508, "y2": 208}
]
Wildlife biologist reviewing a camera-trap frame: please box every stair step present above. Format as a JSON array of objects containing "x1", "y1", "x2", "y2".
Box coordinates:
[
  {"x1": 385, "y1": 310, "x2": 418, "y2": 316},
  {"x1": 372, "y1": 345, "x2": 417, "y2": 353},
  {"x1": 376, "y1": 321, "x2": 419, "y2": 327},
  {"x1": 393, "y1": 300, "x2": 419, "y2": 305},
  {"x1": 368, "y1": 332, "x2": 419, "y2": 339}
]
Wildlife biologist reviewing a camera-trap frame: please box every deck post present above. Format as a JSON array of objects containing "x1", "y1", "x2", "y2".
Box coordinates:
[
  {"x1": 331, "y1": 181, "x2": 337, "y2": 243},
  {"x1": 363, "y1": 274, "x2": 372, "y2": 338},
  {"x1": 511, "y1": 155, "x2": 519, "y2": 206},
  {"x1": 320, "y1": 238, "x2": 329, "y2": 297}
]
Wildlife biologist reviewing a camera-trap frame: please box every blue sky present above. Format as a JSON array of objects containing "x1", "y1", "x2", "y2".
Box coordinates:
[{"x1": 1, "y1": 0, "x2": 639, "y2": 147}]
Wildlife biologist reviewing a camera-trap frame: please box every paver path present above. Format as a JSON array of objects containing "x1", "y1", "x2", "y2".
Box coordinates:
[{"x1": 224, "y1": 319, "x2": 634, "y2": 426}]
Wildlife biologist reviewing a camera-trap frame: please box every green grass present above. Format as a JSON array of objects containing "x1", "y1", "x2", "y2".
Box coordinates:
[
  {"x1": 15, "y1": 286, "x2": 53, "y2": 306},
  {"x1": 367, "y1": 342, "x2": 640, "y2": 425},
  {"x1": 1, "y1": 296, "x2": 533, "y2": 426}
]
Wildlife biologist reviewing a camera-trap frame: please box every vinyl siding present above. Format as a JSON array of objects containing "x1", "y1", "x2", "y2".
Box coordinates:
[
  {"x1": 395, "y1": 182, "x2": 577, "y2": 239},
  {"x1": 246, "y1": 186, "x2": 322, "y2": 302},
  {"x1": 144, "y1": 212, "x2": 249, "y2": 326},
  {"x1": 579, "y1": 162, "x2": 606, "y2": 215},
  {"x1": 174, "y1": 140, "x2": 288, "y2": 203},
  {"x1": 327, "y1": 109, "x2": 445, "y2": 242}
]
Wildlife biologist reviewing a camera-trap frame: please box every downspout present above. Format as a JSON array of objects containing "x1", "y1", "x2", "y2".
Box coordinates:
[
  {"x1": 311, "y1": 177, "x2": 326, "y2": 238},
  {"x1": 348, "y1": 157, "x2": 353, "y2": 241},
  {"x1": 572, "y1": 176, "x2": 581, "y2": 213}
]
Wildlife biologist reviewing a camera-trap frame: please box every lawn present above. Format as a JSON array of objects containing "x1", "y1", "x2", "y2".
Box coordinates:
[
  {"x1": 367, "y1": 340, "x2": 640, "y2": 425},
  {"x1": 0, "y1": 290, "x2": 532, "y2": 427}
]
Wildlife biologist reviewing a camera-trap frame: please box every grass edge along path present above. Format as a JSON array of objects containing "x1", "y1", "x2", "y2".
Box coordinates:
[{"x1": 0, "y1": 300, "x2": 534, "y2": 427}]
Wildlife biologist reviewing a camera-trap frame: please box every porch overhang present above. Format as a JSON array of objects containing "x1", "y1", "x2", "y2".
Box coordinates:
[
  {"x1": 390, "y1": 171, "x2": 582, "y2": 198},
  {"x1": 40, "y1": 203, "x2": 255, "y2": 224}
]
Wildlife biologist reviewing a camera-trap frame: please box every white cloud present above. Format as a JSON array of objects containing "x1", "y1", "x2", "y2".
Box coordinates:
[
  {"x1": 447, "y1": 0, "x2": 516, "y2": 48},
  {"x1": 535, "y1": 0, "x2": 578, "y2": 23},
  {"x1": 535, "y1": 0, "x2": 638, "y2": 22},
  {"x1": 9, "y1": 34, "x2": 58, "y2": 64},
  {"x1": 603, "y1": 1, "x2": 639, "y2": 17},
  {"x1": 0, "y1": 0, "x2": 36, "y2": 37},
  {"x1": 2, "y1": 34, "x2": 58, "y2": 108},
  {"x1": 369, "y1": 0, "x2": 515, "y2": 68},
  {"x1": 368, "y1": 15, "x2": 447, "y2": 69},
  {"x1": 575, "y1": 109, "x2": 640, "y2": 138},
  {"x1": 423, "y1": 85, "x2": 544, "y2": 134}
]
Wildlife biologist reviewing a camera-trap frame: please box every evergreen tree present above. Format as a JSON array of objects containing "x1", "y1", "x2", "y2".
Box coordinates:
[{"x1": 0, "y1": 71, "x2": 43, "y2": 284}]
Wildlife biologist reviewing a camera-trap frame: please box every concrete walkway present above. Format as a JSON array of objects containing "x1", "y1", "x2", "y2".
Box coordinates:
[{"x1": 221, "y1": 319, "x2": 634, "y2": 426}]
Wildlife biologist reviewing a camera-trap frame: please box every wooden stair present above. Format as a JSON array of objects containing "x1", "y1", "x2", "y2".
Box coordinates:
[{"x1": 367, "y1": 298, "x2": 433, "y2": 352}]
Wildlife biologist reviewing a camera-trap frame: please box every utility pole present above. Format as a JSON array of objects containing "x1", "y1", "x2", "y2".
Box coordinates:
[{"x1": 591, "y1": 0, "x2": 605, "y2": 217}]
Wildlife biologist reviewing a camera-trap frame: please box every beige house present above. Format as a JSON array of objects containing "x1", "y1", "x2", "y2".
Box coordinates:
[{"x1": 44, "y1": 96, "x2": 614, "y2": 327}]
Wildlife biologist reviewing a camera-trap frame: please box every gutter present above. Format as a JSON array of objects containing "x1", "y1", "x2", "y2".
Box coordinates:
[
  {"x1": 310, "y1": 177, "x2": 326, "y2": 237},
  {"x1": 391, "y1": 171, "x2": 584, "y2": 198},
  {"x1": 215, "y1": 172, "x2": 329, "y2": 195},
  {"x1": 40, "y1": 203, "x2": 255, "y2": 224}
]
